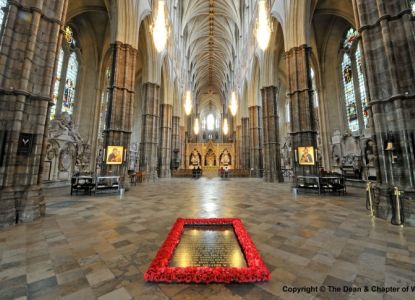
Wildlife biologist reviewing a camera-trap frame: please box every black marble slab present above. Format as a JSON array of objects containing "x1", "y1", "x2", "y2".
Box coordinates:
[{"x1": 169, "y1": 225, "x2": 247, "y2": 268}]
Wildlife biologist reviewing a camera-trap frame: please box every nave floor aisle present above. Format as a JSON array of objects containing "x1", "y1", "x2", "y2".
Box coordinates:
[{"x1": 0, "y1": 178, "x2": 414, "y2": 300}]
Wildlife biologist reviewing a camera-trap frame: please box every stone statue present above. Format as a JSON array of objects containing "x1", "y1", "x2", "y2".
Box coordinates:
[
  {"x1": 190, "y1": 149, "x2": 200, "y2": 166},
  {"x1": 220, "y1": 149, "x2": 231, "y2": 166}
]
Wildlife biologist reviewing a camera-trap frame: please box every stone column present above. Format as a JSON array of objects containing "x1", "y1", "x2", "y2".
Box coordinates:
[
  {"x1": 140, "y1": 83, "x2": 160, "y2": 177},
  {"x1": 159, "y1": 104, "x2": 172, "y2": 177},
  {"x1": 103, "y1": 42, "x2": 137, "y2": 180},
  {"x1": 241, "y1": 117, "x2": 250, "y2": 169},
  {"x1": 171, "y1": 116, "x2": 180, "y2": 170},
  {"x1": 286, "y1": 45, "x2": 318, "y2": 176},
  {"x1": 261, "y1": 86, "x2": 284, "y2": 182},
  {"x1": 180, "y1": 125, "x2": 186, "y2": 169},
  {"x1": 0, "y1": 0, "x2": 68, "y2": 227},
  {"x1": 249, "y1": 106, "x2": 263, "y2": 177},
  {"x1": 236, "y1": 124, "x2": 242, "y2": 169},
  {"x1": 353, "y1": 0, "x2": 415, "y2": 218}
]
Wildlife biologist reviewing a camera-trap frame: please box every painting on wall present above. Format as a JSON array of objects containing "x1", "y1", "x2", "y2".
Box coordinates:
[
  {"x1": 106, "y1": 146, "x2": 124, "y2": 165},
  {"x1": 298, "y1": 146, "x2": 315, "y2": 166}
]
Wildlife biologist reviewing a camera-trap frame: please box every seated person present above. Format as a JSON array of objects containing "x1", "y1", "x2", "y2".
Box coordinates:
[{"x1": 224, "y1": 166, "x2": 229, "y2": 177}]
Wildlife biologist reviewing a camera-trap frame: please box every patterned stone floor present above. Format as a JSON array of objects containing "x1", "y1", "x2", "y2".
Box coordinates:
[{"x1": 0, "y1": 178, "x2": 414, "y2": 300}]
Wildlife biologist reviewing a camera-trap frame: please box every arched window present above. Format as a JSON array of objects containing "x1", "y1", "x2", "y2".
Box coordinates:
[
  {"x1": 97, "y1": 65, "x2": 111, "y2": 142},
  {"x1": 207, "y1": 114, "x2": 215, "y2": 131},
  {"x1": 310, "y1": 68, "x2": 320, "y2": 130},
  {"x1": 62, "y1": 52, "x2": 78, "y2": 114},
  {"x1": 340, "y1": 28, "x2": 368, "y2": 134},
  {"x1": 0, "y1": 0, "x2": 7, "y2": 27},
  {"x1": 50, "y1": 26, "x2": 79, "y2": 120}
]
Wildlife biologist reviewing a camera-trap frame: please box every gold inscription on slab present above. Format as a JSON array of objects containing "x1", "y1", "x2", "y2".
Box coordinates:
[{"x1": 169, "y1": 225, "x2": 247, "y2": 268}]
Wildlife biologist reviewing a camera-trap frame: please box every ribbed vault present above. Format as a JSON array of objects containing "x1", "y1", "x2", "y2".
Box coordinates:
[{"x1": 182, "y1": 0, "x2": 240, "y2": 101}]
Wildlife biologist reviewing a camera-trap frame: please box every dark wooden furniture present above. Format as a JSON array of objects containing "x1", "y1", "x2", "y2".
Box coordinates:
[
  {"x1": 319, "y1": 176, "x2": 346, "y2": 195},
  {"x1": 295, "y1": 175, "x2": 346, "y2": 195},
  {"x1": 129, "y1": 172, "x2": 137, "y2": 186},
  {"x1": 71, "y1": 176, "x2": 94, "y2": 195}
]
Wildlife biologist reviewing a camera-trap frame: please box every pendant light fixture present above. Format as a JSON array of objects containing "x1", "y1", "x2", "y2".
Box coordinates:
[
  {"x1": 151, "y1": 0, "x2": 168, "y2": 52},
  {"x1": 255, "y1": 0, "x2": 272, "y2": 51},
  {"x1": 229, "y1": 91, "x2": 238, "y2": 116},
  {"x1": 184, "y1": 90, "x2": 192, "y2": 116}
]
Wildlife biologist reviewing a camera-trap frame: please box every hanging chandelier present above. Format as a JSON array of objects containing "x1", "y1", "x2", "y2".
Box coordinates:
[
  {"x1": 194, "y1": 118, "x2": 200, "y2": 135},
  {"x1": 229, "y1": 91, "x2": 238, "y2": 116},
  {"x1": 255, "y1": 0, "x2": 272, "y2": 51},
  {"x1": 151, "y1": 0, "x2": 168, "y2": 52},
  {"x1": 223, "y1": 118, "x2": 229, "y2": 135},
  {"x1": 184, "y1": 90, "x2": 192, "y2": 115}
]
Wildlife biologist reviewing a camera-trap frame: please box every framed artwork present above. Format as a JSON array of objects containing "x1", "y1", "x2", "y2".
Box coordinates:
[
  {"x1": 298, "y1": 146, "x2": 315, "y2": 166},
  {"x1": 106, "y1": 146, "x2": 124, "y2": 165}
]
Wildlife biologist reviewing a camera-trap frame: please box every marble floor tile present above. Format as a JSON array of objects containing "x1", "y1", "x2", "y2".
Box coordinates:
[{"x1": 0, "y1": 178, "x2": 414, "y2": 299}]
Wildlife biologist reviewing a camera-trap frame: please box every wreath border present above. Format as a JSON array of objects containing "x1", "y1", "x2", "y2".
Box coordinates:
[{"x1": 144, "y1": 218, "x2": 270, "y2": 283}]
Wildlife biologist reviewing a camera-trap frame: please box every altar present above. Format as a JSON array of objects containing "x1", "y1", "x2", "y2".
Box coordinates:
[{"x1": 186, "y1": 141, "x2": 235, "y2": 170}]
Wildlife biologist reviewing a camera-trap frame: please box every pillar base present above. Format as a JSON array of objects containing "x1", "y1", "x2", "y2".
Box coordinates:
[
  {"x1": 159, "y1": 169, "x2": 171, "y2": 178},
  {"x1": 373, "y1": 185, "x2": 415, "y2": 226},
  {"x1": 0, "y1": 185, "x2": 45, "y2": 228},
  {"x1": 0, "y1": 189, "x2": 17, "y2": 228}
]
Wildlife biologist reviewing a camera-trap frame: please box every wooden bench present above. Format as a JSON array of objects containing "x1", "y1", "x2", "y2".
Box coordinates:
[
  {"x1": 71, "y1": 176, "x2": 94, "y2": 195},
  {"x1": 295, "y1": 175, "x2": 346, "y2": 195}
]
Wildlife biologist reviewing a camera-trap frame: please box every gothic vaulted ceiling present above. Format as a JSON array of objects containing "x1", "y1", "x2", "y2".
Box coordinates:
[{"x1": 182, "y1": 0, "x2": 240, "y2": 100}]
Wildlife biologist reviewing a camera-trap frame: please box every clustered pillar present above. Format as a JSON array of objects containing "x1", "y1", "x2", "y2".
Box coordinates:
[
  {"x1": 0, "y1": 0, "x2": 67, "y2": 227},
  {"x1": 140, "y1": 83, "x2": 160, "y2": 177},
  {"x1": 261, "y1": 86, "x2": 283, "y2": 182},
  {"x1": 353, "y1": 0, "x2": 415, "y2": 218},
  {"x1": 249, "y1": 106, "x2": 263, "y2": 177},
  {"x1": 103, "y1": 42, "x2": 137, "y2": 178},
  {"x1": 235, "y1": 125, "x2": 242, "y2": 169},
  {"x1": 241, "y1": 117, "x2": 250, "y2": 169},
  {"x1": 286, "y1": 45, "x2": 318, "y2": 176},
  {"x1": 171, "y1": 116, "x2": 180, "y2": 171},
  {"x1": 180, "y1": 125, "x2": 186, "y2": 169},
  {"x1": 159, "y1": 104, "x2": 173, "y2": 177}
]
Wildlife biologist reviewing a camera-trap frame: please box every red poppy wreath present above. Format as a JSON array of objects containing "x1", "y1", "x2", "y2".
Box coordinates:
[{"x1": 144, "y1": 218, "x2": 270, "y2": 283}]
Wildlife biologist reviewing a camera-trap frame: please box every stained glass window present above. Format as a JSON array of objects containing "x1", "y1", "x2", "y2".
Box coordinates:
[
  {"x1": 98, "y1": 66, "x2": 111, "y2": 140},
  {"x1": 50, "y1": 26, "x2": 79, "y2": 120},
  {"x1": 342, "y1": 53, "x2": 359, "y2": 133},
  {"x1": 0, "y1": 0, "x2": 7, "y2": 27},
  {"x1": 343, "y1": 28, "x2": 358, "y2": 50},
  {"x1": 62, "y1": 52, "x2": 78, "y2": 115},
  {"x1": 341, "y1": 27, "x2": 369, "y2": 134},
  {"x1": 310, "y1": 68, "x2": 320, "y2": 132},
  {"x1": 355, "y1": 43, "x2": 369, "y2": 128},
  {"x1": 50, "y1": 48, "x2": 64, "y2": 119}
]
